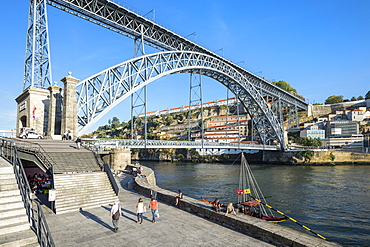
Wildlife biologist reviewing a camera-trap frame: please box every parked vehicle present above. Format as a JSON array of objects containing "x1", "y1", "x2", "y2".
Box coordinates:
[{"x1": 19, "y1": 131, "x2": 43, "y2": 139}]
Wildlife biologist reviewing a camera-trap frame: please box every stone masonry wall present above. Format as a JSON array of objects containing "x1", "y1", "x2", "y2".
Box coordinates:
[{"x1": 262, "y1": 150, "x2": 370, "y2": 164}]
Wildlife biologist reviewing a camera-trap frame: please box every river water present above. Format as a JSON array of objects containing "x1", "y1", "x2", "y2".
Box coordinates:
[{"x1": 141, "y1": 161, "x2": 370, "y2": 247}]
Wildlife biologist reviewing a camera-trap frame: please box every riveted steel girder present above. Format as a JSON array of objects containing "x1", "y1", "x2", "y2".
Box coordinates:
[
  {"x1": 76, "y1": 51, "x2": 285, "y2": 149},
  {"x1": 47, "y1": 0, "x2": 307, "y2": 109},
  {"x1": 24, "y1": 0, "x2": 53, "y2": 90}
]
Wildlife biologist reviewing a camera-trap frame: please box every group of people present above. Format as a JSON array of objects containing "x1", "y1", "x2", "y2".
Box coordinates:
[
  {"x1": 132, "y1": 165, "x2": 146, "y2": 178},
  {"x1": 28, "y1": 173, "x2": 51, "y2": 194},
  {"x1": 109, "y1": 196, "x2": 159, "y2": 233},
  {"x1": 212, "y1": 198, "x2": 237, "y2": 216},
  {"x1": 62, "y1": 130, "x2": 73, "y2": 141}
]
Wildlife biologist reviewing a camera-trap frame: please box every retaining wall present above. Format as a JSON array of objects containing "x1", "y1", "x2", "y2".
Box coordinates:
[{"x1": 128, "y1": 165, "x2": 339, "y2": 247}]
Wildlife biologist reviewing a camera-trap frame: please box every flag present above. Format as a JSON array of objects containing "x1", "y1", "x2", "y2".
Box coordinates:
[
  {"x1": 32, "y1": 106, "x2": 37, "y2": 119},
  {"x1": 244, "y1": 188, "x2": 251, "y2": 194},
  {"x1": 236, "y1": 189, "x2": 244, "y2": 195}
]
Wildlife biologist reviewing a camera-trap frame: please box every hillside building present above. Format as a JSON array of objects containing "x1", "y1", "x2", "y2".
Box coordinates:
[{"x1": 300, "y1": 124, "x2": 325, "y2": 139}]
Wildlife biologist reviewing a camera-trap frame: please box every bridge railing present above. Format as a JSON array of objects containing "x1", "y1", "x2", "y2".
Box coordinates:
[
  {"x1": 0, "y1": 138, "x2": 55, "y2": 247},
  {"x1": 83, "y1": 139, "x2": 280, "y2": 151}
]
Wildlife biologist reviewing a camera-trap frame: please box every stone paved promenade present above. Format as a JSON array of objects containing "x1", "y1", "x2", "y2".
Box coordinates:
[{"x1": 45, "y1": 174, "x2": 274, "y2": 247}]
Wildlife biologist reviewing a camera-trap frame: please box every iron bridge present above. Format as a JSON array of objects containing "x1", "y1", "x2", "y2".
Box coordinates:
[
  {"x1": 86, "y1": 139, "x2": 280, "y2": 151},
  {"x1": 24, "y1": 0, "x2": 309, "y2": 151}
]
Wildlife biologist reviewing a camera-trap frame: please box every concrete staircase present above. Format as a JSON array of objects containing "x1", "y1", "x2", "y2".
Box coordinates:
[
  {"x1": 0, "y1": 160, "x2": 39, "y2": 247},
  {"x1": 54, "y1": 172, "x2": 119, "y2": 214},
  {"x1": 48, "y1": 152, "x2": 102, "y2": 174}
]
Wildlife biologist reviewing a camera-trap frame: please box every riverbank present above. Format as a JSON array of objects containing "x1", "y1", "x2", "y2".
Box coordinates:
[
  {"x1": 131, "y1": 164, "x2": 339, "y2": 247},
  {"x1": 130, "y1": 148, "x2": 370, "y2": 165}
]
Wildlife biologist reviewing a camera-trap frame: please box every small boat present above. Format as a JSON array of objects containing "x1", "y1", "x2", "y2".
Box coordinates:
[{"x1": 202, "y1": 153, "x2": 287, "y2": 223}]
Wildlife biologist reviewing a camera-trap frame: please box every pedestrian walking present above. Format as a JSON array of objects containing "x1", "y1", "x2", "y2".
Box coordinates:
[
  {"x1": 110, "y1": 200, "x2": 122, "y2": 233},
  {"x1": 136, "y1": 198, "x2": 146, "y2": 224},
  {"x1": 149, "y1": 196, "x2": 159, "y2": 223},
  {"x1": 75, "y1": 136, "x2": 82, "y2": 149}
]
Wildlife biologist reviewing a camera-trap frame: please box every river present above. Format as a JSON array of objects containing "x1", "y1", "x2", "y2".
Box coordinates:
[{"x1": 141, "y1": 161, "x2": 370, "y2": 247}]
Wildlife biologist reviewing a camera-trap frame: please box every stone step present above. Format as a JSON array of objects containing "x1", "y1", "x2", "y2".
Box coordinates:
[
  {"x1": 55, "y1": 188, "x2": 116, "y2": 198},
  {"x1": 52, "y1": 172, "x2": 117, "y2": 214},
  {"x1": 0, "y1": 222, "x2": 30, "y2": 236},
  {"x1": 0, "y1": 183, "x2": 19, "y2": 192},
  {"x1": 0, "y1": 201, "x2": 24, "y2": 211},
  {"x1": 55, "y1": 192, "x2": 117, "y2": 202},
  {"x1": 53, "y1": 179, "x2": 106, "y2": 184},
  {"x1": 0, "y1": 178, "x2": 17, "y2": 185},
  {"x1": 0, "y1": 189, "x2": 20, "y2": 198},
  {"x1": 54, "y1": 172, "x2": 106, "y2": 179},
  {"x1": 0, "y1": 207, "x2": 27, "y2": 219},
  {"x1": 0, "y1": 194, "x2": 23, "y2": 204},
  {"x1": 56, "y1": 199, "x2": 118, "y2": 214},
  {"x1": 0, "y1": 173, "x2": 16, "y2": 180},
  {"x1": 0, "y1": 166, "x2": 13, "y2": 174},
  {"x1": 56, "y1": 195, "x2": 116, "y2": 207},
  {"x1": 0, "y1": 214, "x2": 29, "y2": 228},
  {"x1": 0, "y1": 229, "x2": 38, "y2": 247}
]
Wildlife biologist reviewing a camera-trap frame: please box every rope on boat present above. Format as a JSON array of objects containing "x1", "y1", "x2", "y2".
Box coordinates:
[{"x1": 247, "y1": 194, "x2": 327, "y2": 241}]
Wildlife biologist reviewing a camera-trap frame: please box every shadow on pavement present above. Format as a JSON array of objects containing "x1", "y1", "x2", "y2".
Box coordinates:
[{"x1": 79, "y1": 208, "x2": 113, "y2": 231}]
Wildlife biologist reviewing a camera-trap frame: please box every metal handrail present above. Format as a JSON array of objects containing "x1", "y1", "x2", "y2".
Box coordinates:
[
  {"x1": 103, "y1": 163, "x2": 119, "y2": 196},
  {"x1": 91, "y1": 149, "x2": 119, "y2": 195},
  {"x1": 11, "y1": 139, "x2": 55, "y2": 170},
  {"x1": 0, "y1": 138, "x2": 55, "y2": 247}
]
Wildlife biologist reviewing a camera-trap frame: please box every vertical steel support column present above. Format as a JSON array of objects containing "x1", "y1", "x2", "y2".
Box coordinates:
[
  {"x1": 225, "y1": 90, "x2": 229, "y2": 143},
  {"x1": 187, "y1": 72, "x2": 203, "y2": 147},
  {"x1": 131, "y1": 25, "x2": 147, "y2": 145},
  {"x1": 24, "y1": 0, "x2": 52, "y2": 90},
  {"x1": 278, "y1": 98, "x2": 283, "y2": 126},
  {"x1": 295, "y1": 105, "x2": 299, "y2": 127},
  {"x1": 236, "y1": 96, "x2": 241, "y2": 148}
]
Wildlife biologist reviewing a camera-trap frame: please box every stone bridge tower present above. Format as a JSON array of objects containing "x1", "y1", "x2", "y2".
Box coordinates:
[{"x1": 15, "y1": 73, "x2": 79, "y2": 140}]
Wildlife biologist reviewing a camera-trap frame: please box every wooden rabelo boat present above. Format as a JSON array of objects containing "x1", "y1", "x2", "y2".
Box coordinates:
[{"x1": 202, "y1": 153, "x2": 287, "y2": 223}]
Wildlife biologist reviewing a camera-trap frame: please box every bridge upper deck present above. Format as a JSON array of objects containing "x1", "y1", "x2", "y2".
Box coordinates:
[{"x1": 47, "y1": 0, "x2": 307, "y2": 109}]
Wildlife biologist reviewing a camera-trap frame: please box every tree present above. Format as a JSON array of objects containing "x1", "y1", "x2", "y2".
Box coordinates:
[
  {"x1": 351, "y1": 96, "x2": 357, "y2": 101},
  {"x1": 300, "y1": 137, "x2": 322, "y2": 147},
  {"x1": 365, "y1": 90, "x2": 370, "y2": 100},
  {"x1": 329, "y1": 152, "x2": 335, "y2": 162},
  {"x1": 357, "y1": 96, "x2": 364, "y2": 100},
  {"x1": 325, "y1": 95, "x2": 344, "y2": 104},
  {"x1": 272, "y1": 80, "x2": 297, "y2": 93},
  {"x1": 296, "y1": 150, "x2": 314, "y2": 163}
]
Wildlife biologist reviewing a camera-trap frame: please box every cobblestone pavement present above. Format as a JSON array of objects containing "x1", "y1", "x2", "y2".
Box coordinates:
[{"x1": 45, "y1": 174, "x2": 274, "y2": 247}]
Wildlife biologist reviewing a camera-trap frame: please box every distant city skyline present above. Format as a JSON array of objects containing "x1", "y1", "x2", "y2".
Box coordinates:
[{"x1": 1, "y1": 0, "x2": 369, "y2": 132}]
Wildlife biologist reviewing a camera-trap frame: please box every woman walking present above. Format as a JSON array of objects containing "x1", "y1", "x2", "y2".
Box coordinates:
[
  {"x1": 149, "y1": 196, "x2": 159, "y2": 223},
  {"x1": 136, "y1": 198, "x2": 146, "y2": 224}
]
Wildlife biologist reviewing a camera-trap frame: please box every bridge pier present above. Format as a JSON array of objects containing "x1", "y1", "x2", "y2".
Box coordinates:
[
  {"x1": 61, "y1": 74, "x2": 79, "y2": 139},
  {"x1": 15, "y1": 87, "x2": 50, "y2": 136},
  {"x1": 101, "y1": 148, "x2": 131, "y2": 172},
  {"x1": 47, "y1": 84, "x2": 63, "y2": 138},
  {"x1": 15, "y1": 74, "x2": 79, "y2": 139}
]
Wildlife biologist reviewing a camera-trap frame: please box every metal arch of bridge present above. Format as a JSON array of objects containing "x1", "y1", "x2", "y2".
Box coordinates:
[
  {"x1": 77, "y1": 51, "x2": 285, "y2": 149},
  {"x1": 26, "y1": 0, "x2": 308, "y2": 111}
]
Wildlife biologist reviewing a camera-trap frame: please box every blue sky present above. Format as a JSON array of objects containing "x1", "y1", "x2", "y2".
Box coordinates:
[{"x1": 1, "y1": 0, "x2": 369, "y2": 133}]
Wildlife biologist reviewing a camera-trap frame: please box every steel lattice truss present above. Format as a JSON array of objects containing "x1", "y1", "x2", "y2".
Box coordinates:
[
  {"x1": 77, "y1": 51, "x2": 285, "y2": 149},
  {"x1": 46, "y1": 0, "x2": 307, "y2": 109},
  {"x1": 24, "y1": 0, "x2": 53, "y2": 90}
]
